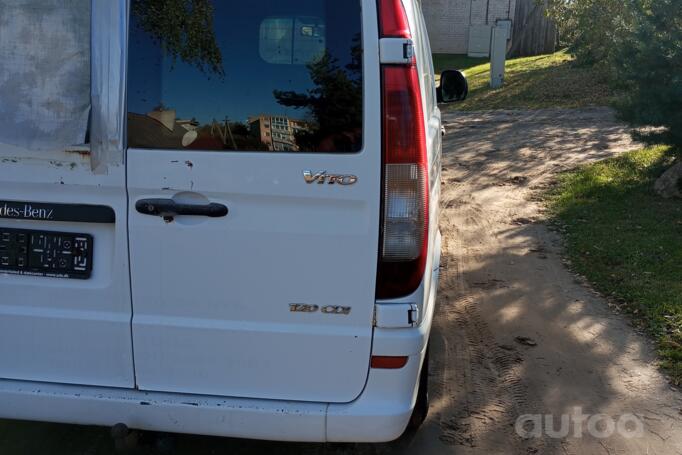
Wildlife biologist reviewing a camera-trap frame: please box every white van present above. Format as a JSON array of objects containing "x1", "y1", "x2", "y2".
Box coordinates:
[{"x1": 0, "y1": 0, "x2": 455, "y2": 443}]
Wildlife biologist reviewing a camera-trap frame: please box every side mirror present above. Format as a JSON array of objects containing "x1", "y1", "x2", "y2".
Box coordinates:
[{"x1": 437, "y1": 70, "x2": 469, "y2": 104}]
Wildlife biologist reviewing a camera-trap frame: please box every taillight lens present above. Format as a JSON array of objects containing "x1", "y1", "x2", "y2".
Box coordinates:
[
  {"x1": 378, "y1": 0, "x2": 411, "y2": 38},
  {"x1": 382, "y1": 163, "x2": 426, "y2": 262},
  {"x1": 377, "y1": 64, "x2": 429, "y2": 299}
]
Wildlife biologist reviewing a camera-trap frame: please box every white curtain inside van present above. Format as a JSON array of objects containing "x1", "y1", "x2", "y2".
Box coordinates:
[{"x1": 0, "y1": 0, "x2": 91, "y2": 151}]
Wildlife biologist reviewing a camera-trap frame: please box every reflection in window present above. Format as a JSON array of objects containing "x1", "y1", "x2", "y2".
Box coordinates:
[
  {"x1": 127, "y1": 0, "x2": 363, "y2": 153},
  {"x1": 259, "y1": 16, "x2": 326, "y2": 65}
]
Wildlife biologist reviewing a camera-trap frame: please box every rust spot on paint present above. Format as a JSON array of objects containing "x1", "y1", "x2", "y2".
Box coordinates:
[{"x1": 64, "y1": 149, "x2": 91, "y2": 157}]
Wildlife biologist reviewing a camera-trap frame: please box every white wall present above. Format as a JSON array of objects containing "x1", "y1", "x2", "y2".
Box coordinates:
[{"x1": 422, "y1": 0, "x2": 517, "y2": 54}]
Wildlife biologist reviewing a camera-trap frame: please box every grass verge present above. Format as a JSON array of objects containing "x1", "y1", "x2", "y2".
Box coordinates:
[
  {"x1": 433, "y1": 53, "x2": 488, "y2": 74},
  {"x1": 435, "y1": 50, "x2": 614, "y2": 111},
  {"x1": 545, "y1": 145, "x2": 682, "y2": 384}
]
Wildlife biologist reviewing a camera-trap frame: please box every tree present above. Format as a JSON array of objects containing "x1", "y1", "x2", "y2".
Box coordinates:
[
  {"x1": 273, "y1": 36, "x2": 363, "y2": 152},
  {"x1": 545, "y1": 0, "x2": 632, "y2": 65},
  {"x1": 615, "y1": 0, "x2": 682, "y2": 197},
  {"x1": 611, "y1": 0, "x2": 682, "y2": 146},
  {"x1": 131, "y1": 0, "x2": 224, "y2": 77}
]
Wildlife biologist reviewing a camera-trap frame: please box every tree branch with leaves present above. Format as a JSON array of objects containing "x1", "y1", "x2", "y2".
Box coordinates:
[{"x1": 131, "y1": 0, "x2": 224, "y2": 77}]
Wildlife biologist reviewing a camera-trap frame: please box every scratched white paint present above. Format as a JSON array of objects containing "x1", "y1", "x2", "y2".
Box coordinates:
[{"x1": 0, "y1": 0, "x2": 91, "y2": 151}]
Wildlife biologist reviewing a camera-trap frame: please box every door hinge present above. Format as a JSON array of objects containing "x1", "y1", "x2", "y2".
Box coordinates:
[
  {"x1": 374, "y1": 303, "x2": 420, "y2": 328},
  {"x1": 379, "y1": 38, "x2": 415, "y2": 65}
]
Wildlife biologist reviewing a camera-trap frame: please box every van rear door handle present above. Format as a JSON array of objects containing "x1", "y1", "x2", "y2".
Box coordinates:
[{"x1": 135, "y1": 199, "x2": 228, "y2": 218}]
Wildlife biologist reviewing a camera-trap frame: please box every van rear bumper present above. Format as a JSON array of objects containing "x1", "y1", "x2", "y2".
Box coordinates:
[{"x1": 0, "y1": 348, "x2": 422, "y2": 443}]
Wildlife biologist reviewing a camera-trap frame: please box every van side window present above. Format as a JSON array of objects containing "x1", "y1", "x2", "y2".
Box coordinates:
[{"x1": 127, "y1": 0, "x2": 363, "y2": 153}]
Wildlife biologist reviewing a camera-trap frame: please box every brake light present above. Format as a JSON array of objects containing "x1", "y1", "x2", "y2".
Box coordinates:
[
  {"x1": 378, "y1": 0, "x2": 411, "y2": 38},
  {"x1": 376, "y1": 0, "x2": 429, "y2": 299}
]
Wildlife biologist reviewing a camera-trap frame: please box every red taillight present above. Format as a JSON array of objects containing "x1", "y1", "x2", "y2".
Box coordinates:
[
  {"x1": 378, "y1": 0, "x2": 411, "y2": 38},
  {"x1": 376, "y1": 0, "x2": 429, "y2": 300}
]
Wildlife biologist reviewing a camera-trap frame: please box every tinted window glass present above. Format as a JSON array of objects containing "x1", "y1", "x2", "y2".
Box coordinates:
[{"x1": 127, "y1": 0, "x2": 363, "y2": 153}]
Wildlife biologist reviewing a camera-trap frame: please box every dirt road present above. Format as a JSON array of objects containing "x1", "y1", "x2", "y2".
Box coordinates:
[
  {"x1": 416, "y1": 108, "x2": 682, "y2": 454},
  {"x1": 2, "y1": 108, "x2": 681, "y2": 454}
]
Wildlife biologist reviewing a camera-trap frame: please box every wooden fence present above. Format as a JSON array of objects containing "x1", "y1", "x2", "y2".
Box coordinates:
[{"x1": 509, "y1": 0, "x2": 557, "y2": 57}]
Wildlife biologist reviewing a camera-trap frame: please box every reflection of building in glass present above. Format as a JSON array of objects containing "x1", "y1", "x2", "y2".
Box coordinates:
[
  {"x1": 129, "y1": 108, "x2": 265, "y2": 151},
  {"x1": 249, "y1": 115, "x2": 311, "y2": 151},
  {"x1": 129, "y1": 109, "x2": 200, "y2": 149}
]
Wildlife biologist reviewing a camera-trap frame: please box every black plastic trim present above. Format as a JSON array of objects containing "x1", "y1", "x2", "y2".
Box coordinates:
[{"x1": 0, "y1": 201, "x2": 115, "y2": 224}]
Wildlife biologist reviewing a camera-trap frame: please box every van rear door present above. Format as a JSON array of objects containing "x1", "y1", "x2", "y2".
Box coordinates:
[
  {"x1": 126, "y1": 0, "x2": 381, "y2": 403},
  {"x1": 0, "y1": 2, "x2": 134, "y2": 388}
]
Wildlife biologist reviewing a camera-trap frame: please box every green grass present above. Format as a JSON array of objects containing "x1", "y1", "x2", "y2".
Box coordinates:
[
  {"x1": 433, "y1": 53, "x2": 488, "y2": 74},
  {"x1": 545, "y1": 145, "x2": 682, "y2": 384},
  {"x1": 435, "y1": 50, "x2": 614, "y2": 111}
]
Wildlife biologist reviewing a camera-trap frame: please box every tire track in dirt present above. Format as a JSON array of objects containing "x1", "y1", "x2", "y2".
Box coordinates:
[{"x1": 430, "y1": 199, "x2": 539, "y2": 453}]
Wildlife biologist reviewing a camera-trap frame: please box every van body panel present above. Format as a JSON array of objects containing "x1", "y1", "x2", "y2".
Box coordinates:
[
  {"x1": 0, "y1": 149, "x2": 134, "y2": 388},
  {"x1": 127, "y1": 152, "x2": 381, "y2": 402},
  {"x1": 126, "y1": 0, "x2": 382, "y2": 403}
]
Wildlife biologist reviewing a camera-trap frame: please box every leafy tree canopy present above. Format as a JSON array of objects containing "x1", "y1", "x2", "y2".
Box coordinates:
[
  {"x1": 547, "y1": 0, "x2": 682, "y2": 144},
  {"x1": 132, "y1": 0, "x2": 224, "y2": 77},
  {"x1": 611, "y1": 0, "x2": 682, "y2": 144},
  {"x1": 274, "y1": 36, "x2": 363, "y2": 152}
]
